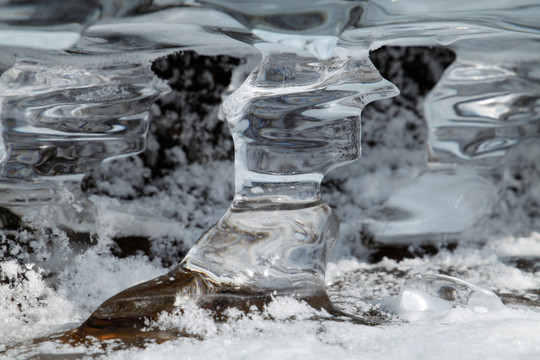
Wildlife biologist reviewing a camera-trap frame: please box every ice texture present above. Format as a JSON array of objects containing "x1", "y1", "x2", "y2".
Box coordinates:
[
  {"x1": 223, "y1": 51, "x2": 397, "y2": 198},
  {"x1": 0, "y1": 0, "x2": 539, "y2": 357}
]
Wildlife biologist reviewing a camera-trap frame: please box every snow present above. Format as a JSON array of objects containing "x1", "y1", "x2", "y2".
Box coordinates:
[
  {"x1": 3, "y1": 220, "x2": 539, "y2": 359},
  {"x1": 8, "y1": 302, "x2": 540, "y2": 360}
]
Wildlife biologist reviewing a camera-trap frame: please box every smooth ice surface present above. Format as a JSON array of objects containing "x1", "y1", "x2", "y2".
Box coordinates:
[{"x1": 382, "y1": 274, "x2": 504, "y2": 317}]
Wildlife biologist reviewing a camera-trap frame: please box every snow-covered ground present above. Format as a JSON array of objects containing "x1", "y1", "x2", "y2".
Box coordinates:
[{"x1": 1, "y1": 48, "x2": 539, "y2": 359}]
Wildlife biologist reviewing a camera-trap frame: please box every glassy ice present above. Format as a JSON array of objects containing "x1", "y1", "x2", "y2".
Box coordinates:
[
  {"x1": 0, "y1": 0, "x2": 538, "y2": 344},
  {"x1": 383, "y1": 274, "x2": 504, "y2": 315}
]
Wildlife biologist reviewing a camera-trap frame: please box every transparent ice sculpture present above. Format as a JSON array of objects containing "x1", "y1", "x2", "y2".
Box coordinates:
[{"x1": 0, "y1": 0, "x2": 538, "y2": 344}]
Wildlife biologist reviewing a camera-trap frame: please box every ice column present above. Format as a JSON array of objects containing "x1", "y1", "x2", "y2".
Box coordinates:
[
  {"x1": 72, "y1": 47, "x2": 398, "y2": 340},
  {"x1": 183, "y1": 48, "x2": 398, "y2": 290},
  {"x1": 363, "y1": 34, "x2": 540, "y2": 246},
  {"x1": 426, "y1": 35, "x2": 540, "y2": 171},
  {"x1": 0, "y1": 0, "x2": 165, "y2": 233},
  {"x1": 0, "y1": 58, "x2": 169, "y2": 233}
]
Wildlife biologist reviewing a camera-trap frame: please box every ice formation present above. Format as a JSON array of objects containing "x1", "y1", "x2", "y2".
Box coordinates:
[
  {"x1": 382, "y1": 274, "x2": 504, "y2": 317},
  {"x1": 0, "y1": 0, "x2": 539, "y2": 355}
]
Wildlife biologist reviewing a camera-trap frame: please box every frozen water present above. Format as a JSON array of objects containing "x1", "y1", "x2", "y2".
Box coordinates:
[
  {"x1": 0, "y1": 0, "x2": 538, "y2": 236},
  {"x1": 382, "y1": 274, "x2": 504, "y2": 317},
  {"x1": 365, "y1": 169, "x2": 498, "y2": 244},
  {"x1": 0, "y1": 0, "x2": 539, "y2": 358}
]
